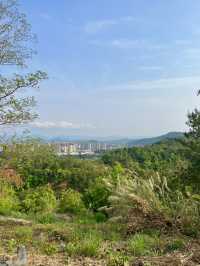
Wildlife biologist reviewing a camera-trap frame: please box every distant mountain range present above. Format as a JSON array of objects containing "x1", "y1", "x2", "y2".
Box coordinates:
[
  {"x1": 127, "y1": 132, "x2": 184, "y2": 147},
  {"x1": 37, "y1": 131, "x2": 184, "y2": 147}
]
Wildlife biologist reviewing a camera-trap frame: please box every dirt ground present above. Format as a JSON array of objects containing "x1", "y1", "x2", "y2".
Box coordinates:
[
  {"x1": 27, "y1": 249, "x2": 200, "y2": 266},
  {"x1": 28, "y1": 254, "x2": 106, "y2": 266}
]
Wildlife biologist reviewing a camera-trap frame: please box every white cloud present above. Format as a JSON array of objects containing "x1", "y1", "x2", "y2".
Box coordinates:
[
  {"x1": 175, "y1": 39, "x2": 192, "y2": 46},
  {"x1": 184, "y1": 48, "x2": 200, "y2": 59},
  {"x1": 89, "y1": 39, "x2": 167, "y2": 51},
  {"x1": 139, "y1": 66, "x2": 163, "y2": 71},
  {"x1": 89, "y1": 39, "x2": 143, "y2": 49},
  {"x1": 120, "y1": 16, "x2": 135, "y2": 22},
  {"x1": 40, "y1": 13, "x2": 52, "y2": 21},
  {"x1": 110, "y1": 39, "x2": 141, "y2": 49},
  {"x1": 84, "y1": 16, "x2": 136, "y2": 34},
  {"x1": 30, "y1": 121, "x2": 96, "y2": 129},
  {"x1": 84, "y1": 19, "x2": 117, "y2": 34},
  {"x1": 97, "y1": 75, "x2": 200, "y2": 94}
]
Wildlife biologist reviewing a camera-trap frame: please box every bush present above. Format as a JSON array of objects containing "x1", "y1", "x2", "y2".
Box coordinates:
[
  {"x1": 104, "y1": 173, "x2": 169, "y2": 222},
  {"x1": 40, "y1": 243, "x2": 59, "y2": 255},
  {"x1": 169, "y1": 190, "x2": 200, "y2": 234},
  {"x1": 104, "y1": 172, "x2": 200, "y2": 235},
  {"x1": 66, "y1": 233, "x2": 101, "y2": 257},
  {"x1": 84, "y1": 178, "x2": 110, "y2": 211},
  {"x1": 94, "y1": 212, "x2": 107, "y2": 223},
  {"x1": 0, "y1": 181, "x2": 19, "y2": 215},
  {"x1": 7, "y1": 239, "x2": 18, "y2": 253},
  {"x1": 22, "y1": 185, "x2": 57, "y2": 214},
  {"x1": 107, "y1": 251, "x2": 129, "y2": 266},
  {"x1": 165, "y1": 238, "x2": 185, "y2": 252},
  {"x1": 35, "y1": 213, "x2": 57, "y2": 224},
  {"x1": 58, "y1": 189, "x2": 86, "y2": 214},
  {"x1": 15, "y1": 227, "x2": 33, "y2": 243},
  {"x1": 128, "y1": 233, "x2": 159, "y2": 256}
]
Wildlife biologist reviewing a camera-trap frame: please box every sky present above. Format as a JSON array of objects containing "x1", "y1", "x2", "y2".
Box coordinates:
[{"x1": 12, "y1": 0, "x2": 200, "y2": 137}]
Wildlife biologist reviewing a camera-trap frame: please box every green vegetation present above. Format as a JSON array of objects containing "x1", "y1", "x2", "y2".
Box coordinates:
[
  {"x1": 0, "y1": 181, "x2": 19, "y2": 215},
  {"x1": 0, "y1": 1, "x2": 199, "y2": 265},
  {"x1": 66, "y1": 232, "x2": 102, "y2": 257},
  {"x1": 0, "y1": 102, "x2": 199, "y2": 264},
  {"x1": 127, "y1": 131, "x2": 184, "y2": 146},
  {"x1": 58, "y1": 189, "x2": 86, "y2": 214},
  {"x1": 0, "y1": 110, "x2": 198, "y2": 264},
  {"x1": 128, "y1": 233, "x2": 159, "y2": 256},
  {"x1": 21, "y1": 185, "x2": 57, "y2": 214},
  {"x1": 0, "y1": 0, "x2": 47, "y2": 126},
  {"x1": 0, "y1": 103, "x2": 200, "y2": 266}
]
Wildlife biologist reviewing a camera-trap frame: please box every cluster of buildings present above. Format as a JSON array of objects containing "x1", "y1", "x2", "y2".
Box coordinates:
[{"x1": 51, "y1": 142, "x2": 122, "y2": 156}]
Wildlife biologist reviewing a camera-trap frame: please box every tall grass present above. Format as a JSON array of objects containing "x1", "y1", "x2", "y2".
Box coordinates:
[{"x1": 103, "y1": 172, "x2": 200, "y2": 234}]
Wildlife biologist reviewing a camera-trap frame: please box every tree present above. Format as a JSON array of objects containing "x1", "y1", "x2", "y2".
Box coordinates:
[
  {"x1": 0, "y1": 0, "x2": 47, "y2": 125},
  {"x1": 186, "y1": 108, "x2": 200, "y2": 139},
  {"x1": 183, "y1": 92, "x2": 200, "y2": 191}
]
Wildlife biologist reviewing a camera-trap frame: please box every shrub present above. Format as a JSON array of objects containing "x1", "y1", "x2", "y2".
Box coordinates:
[
  {"x1": 128, "y1": 233, "x2": 159, "y2": 256},
  {"x1": 35, "y1": 213, "x2": 57, "y2": 224},
  {"x1": 0, "y1": 167, "x2": 23, "y2": 188},
  {"x1": 182, "y1": 224, "x2": 199, "y2": 237},
  {"x1": 22, "y1": 185, "x2": 57, "y2": 214},
  {"x1": 104, "y1": 172, "x2": 200, "y2": 234},
  {"x1": 94, "y1": 212, "x2": 107, "y2": 223},
  {"x1": 7, "y1": 238, "x2": 18, "y2": 253},
  {"x1": 84, "y1": 178, "x2": 110, "y2": 211},
  {"x1": 165, "y1": 238, "x2": 185, "y2": 252},
  {"x1": 64, "y1": 227, "x2": 103, "y2": 257},
  {"x1": 107, "y1": 251, "x2": 129, "y2": 266},
  {"x1": 169, "y1": 190, "x2": 200, "y2": 234},
  {"x1": 41, "y1": 243, "x2": 59, "y2": 255},
  {"x1": 15, "y1": 227, "x2": 33, "y2": 243},
  {"x1": 103, "y1": 173, "x2": 169, "y2": 222},
  {"x1": 2, "y1": 142, "x2": 59, "y2": 188},
  {"x1": 0, "y1": 181, "x2": 19, "y2": 215},
  {"x1": 58, "y1": 189, "x2": 86, "y2": 214},
  {"x1": 66, "y1": 233, "x2": 101, "y2": 257}
]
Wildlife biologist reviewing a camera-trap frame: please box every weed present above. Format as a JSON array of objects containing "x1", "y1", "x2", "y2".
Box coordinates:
[
  {"x1": 15, "y1": 227, "x2": 33, "y2": 243},
  {"x1": 7, "y1": 239, "x2": 17, "y2": 253},
  {"x1": 41, "y1": 243, "x2": 59, "y2": 255},
  {"x1": 35, "y1": 213, "x2": 57, "y2": 224},
  {"x1": 66, "y1": 233, "x2": 102, "y2": 257},
  {"x1": 58, "y1": 189, "x2": 86, "y2": 214},
  {"x1": 165, "y1": 238, "x2": 185, "y2": 252},
  {"x1": 128, "y1": 233, "x2": 159, "y2": 256},
  {"x1": 107, "y1": 251, "x2": 129, "y2": 266}
]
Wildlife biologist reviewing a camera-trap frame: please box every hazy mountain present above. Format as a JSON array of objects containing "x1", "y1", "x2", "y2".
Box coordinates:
[
  {"x1": 33, "y1": 131, "x2": 184, "y2": 147},
  {"x1": 128, "y1": 132, "x2": 184, "y2": 147}
]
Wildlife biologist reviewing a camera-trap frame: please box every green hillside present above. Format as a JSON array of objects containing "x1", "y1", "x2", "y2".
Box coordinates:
[{"x1": 128, "y1": 131, "x2": 184, "y2": 146}]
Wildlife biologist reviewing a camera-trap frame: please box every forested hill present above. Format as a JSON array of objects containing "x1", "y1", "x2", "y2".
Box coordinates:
[
  {"x1": 128, "y1": 131, "x2": 184, "y2": 147},
  {"x1": 38, "y1": 131, "x2": 184, "y2": 146}
]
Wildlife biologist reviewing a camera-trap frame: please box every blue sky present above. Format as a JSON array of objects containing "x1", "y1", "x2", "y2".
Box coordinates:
[{"x1": 14, "y1": 0, "x2": 200, "y2": 137}]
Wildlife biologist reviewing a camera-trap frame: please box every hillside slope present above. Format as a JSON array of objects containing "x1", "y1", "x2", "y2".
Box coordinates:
[{"x1": 128, "y1": 132, "x2": 184, "y2": 147}]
